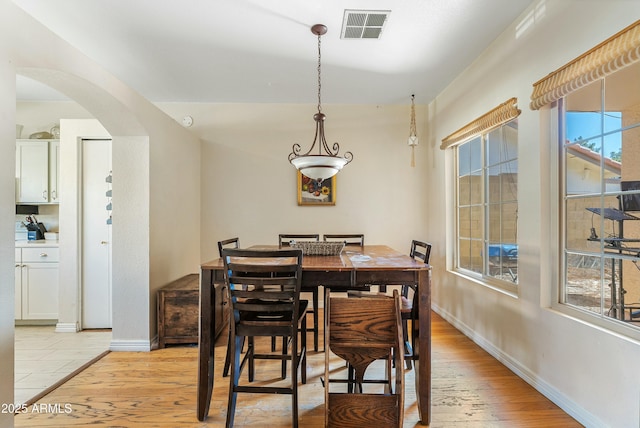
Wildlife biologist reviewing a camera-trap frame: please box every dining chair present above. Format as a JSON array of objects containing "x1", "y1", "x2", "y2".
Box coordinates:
[
  {"x1": 400, "y1": 240, "x2": 431, "y2": 369},
  {"x1": 222, "y1": 248, "x2": 308, "y2": 428},
  {"x1": 279, "y1": 233, "x2": 321, "y2": 352},
  {"x1": 279, "y1": 233, "x2": 320, "y2": 247},
  {"x1": 347, "y1": 239, "x2": 431, "y2": 370},
  {"x1": 323, "y1": 233, "x2": 364, "y2": 246},
  {"x1": 324, "y1": 288, "x2": 404, "y2": 428},
  {"x1": 218, "y1": 237, "x2": 240, "y2": 255},
  {"x1": 218, "y1": 237, "x2": 241, "y2": 378},
  {"x1": 322, "y1": 234, "x2": 370, "y2": 294}
]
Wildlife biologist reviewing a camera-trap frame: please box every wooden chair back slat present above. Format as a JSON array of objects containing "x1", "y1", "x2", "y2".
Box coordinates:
[
  {"x1": 218, "y1": 237, "x2": 240, "y2": 257},
  {"x1": 279, "y1": 234, "x2": 320, "y2": 247},
  {"x1": 328, "y1": 394, "x2": 400, "y2": 428},
  {"x1": 328, "y1": 297, "x2": 400, "y2": 344},
  {"x1": 323, "y1": 234, "x2": 364, "y2": 246},
  {"x1": 410, "y1": 239, "x2": 431, "y2": 264}
]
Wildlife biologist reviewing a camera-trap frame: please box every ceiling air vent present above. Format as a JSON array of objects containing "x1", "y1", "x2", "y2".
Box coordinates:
[{"x1": 341, "y1": 10, "x2": 390, "y2": 39}]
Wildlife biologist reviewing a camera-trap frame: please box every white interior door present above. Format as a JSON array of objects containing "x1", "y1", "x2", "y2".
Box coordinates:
[{"x1": 82, "y1": 139, "x2": 112, "y2": 328}]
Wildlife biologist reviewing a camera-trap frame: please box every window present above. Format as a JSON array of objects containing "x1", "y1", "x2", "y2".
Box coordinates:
[
  {"x1": 559, "y1": 60, "x2": 640, "y2": 328},
  {"x1": 456, "y1": 120, "x2": 519, "y2": 288},
  {"x1": 441, "y1": 98, "x2": 521, "y2": 290},
  {"x1": 530, "y1": 19, "x2": 640, "y2": 334}
]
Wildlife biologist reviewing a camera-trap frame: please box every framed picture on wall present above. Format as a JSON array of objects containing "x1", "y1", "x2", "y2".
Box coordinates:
[{"x1": 297, "y1": 171, "x2": 336, "y2": 206}]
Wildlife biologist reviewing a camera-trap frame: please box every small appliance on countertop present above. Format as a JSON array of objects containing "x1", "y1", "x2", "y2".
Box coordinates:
[{"x1": 20, "y1": 215, "x2": 47, "y2": 240}]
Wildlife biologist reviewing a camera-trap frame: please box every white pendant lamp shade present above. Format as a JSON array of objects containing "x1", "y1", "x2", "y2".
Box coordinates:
[{"x1": 290, "y1": 155, "x2": 349, "y2": 182}]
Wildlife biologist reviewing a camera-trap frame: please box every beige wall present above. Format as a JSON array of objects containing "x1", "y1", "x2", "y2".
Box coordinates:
[
  {"x1": 1, "y1": 4, "x2": 201, "y2": 421},
  {"x1": 427, "y1": 1, "x2": 640, "y2": 427},
  {"x1": 156, "y1": 102, "x2": 429, "y2": 261}
]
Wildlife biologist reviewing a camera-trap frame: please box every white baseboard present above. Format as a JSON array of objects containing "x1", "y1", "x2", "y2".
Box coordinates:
[
  {"x1": 55, "y1": 322, "x2": 80, "y2": 333},
  {"x1": 431, "y1": 302, "x2": 602, "y2": 428},
  {"x1": 109, "y1": 339, "x2": 152, "y2": 352}
]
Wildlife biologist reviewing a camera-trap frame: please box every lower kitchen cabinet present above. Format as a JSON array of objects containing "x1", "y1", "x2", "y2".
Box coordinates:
[
  {"x1": 15, "y1": 246, "x2": 59, "y2": 321},
  {"x1": 15, "y1": 249, "x2": 21, "y2": 319}
]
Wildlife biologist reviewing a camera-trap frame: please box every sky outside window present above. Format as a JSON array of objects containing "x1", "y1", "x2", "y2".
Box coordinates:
[{"x1": 566, "y1": 111, "x2": 622, "y2": 160}]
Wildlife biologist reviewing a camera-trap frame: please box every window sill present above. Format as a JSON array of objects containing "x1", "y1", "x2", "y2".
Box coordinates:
[
  {"x1": 450, "y1": 269, "x2": 518, "y2": 298},
  {"x1": 549, "y1": 302, "x2": 640, "y2": 343}
]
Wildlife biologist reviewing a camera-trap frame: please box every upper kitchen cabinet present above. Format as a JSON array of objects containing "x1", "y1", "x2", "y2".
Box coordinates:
[
  {"x1": 49, "y1": 140, "x2": 60, "y2": 202},
  {"x1": 16, "y1": 139, "x2": 60, "y2": 204}
]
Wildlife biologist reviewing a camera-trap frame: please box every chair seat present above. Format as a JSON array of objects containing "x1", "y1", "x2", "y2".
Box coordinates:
[{"x1": 240, "y1": 300, "x2": 308, "y2": 322}]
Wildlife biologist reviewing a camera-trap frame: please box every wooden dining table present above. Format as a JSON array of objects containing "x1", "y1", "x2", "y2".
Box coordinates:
[{"x1": 197, "y1": 244, "x2": 432, "y2": 425}]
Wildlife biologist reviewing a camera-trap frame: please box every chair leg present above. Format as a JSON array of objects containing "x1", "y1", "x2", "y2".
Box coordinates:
[
  {"x1": 301, "y1": 314, "x2": 307, "y2": 384},
  {"x1": 385, "y1": 353, "x2": 393, "y2": 394},
  {"x1": 291, "y1": 332, "x2": 299, "y2": 428},
  {"x1": 411, "y1": 317, "x2": 419, "y2": 363},
  {"x1": 403, "y1": 318, "x2": 413, "y2": 370},
  {"x1": 312, "y1": 288, "x2": 319, "y2": 352},
  {"x1": 224, "y1": 334, "x2": 246, "y2": 377},
  {"x1": 223, "y1": 334, "x2": 232, "y2": 377},
  {"x1": 292, "y1": 314, "x2": 308, "y2": 428},
  {"x1": 226, "y1": 334, "x2": 243, "y2": 428},
  {"x1": 281, "y1": 336, "x2": 288, "y2": 379},
  {"x1": 248, "y1": 337, "x2": 255, "y2": 382}
]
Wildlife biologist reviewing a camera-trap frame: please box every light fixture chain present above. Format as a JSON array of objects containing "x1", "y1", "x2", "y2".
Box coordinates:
[{"x1": 317, "y1": 32, "x2": 322, "y2": 113}]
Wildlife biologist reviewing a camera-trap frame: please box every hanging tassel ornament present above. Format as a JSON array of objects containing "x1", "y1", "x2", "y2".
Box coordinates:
[{"x1": 407, "y1": 94, "x2": 419, "y2": 167}]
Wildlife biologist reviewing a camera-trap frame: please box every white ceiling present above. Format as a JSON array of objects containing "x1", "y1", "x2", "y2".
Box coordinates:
[{"x1": 13, "y1": 0, "x2": 534, "y2": 104}]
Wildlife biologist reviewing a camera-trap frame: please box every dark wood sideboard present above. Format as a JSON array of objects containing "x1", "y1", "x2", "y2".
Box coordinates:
[{"x1": 157, "y1": 273, "x2": 228, "y2": 348}]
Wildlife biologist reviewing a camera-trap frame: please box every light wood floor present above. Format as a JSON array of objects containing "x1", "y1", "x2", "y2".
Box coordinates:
[{"x1": 14, "y1": 312, "x2": 582, "y2": 427}]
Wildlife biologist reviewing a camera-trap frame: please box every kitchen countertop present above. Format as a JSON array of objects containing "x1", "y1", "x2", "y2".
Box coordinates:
[{"x1": 16, "y1": 240, "x2": 59, "y2": 248}]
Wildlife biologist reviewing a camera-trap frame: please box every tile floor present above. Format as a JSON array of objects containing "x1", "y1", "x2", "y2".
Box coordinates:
[{"x1": 14, "y1": 326, "x2": 112, "y2": 405}]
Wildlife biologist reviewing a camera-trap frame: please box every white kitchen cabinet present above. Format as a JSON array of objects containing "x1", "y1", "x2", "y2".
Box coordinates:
[
  {"x1": 15, "y1": 246, "x2": 59, "y2": 321},
  {"x1": 15, "y1": 248, "x2": 22, "y2": 320},
  {"x1": 15, "y1": 139, "x2": 60, "y2": 203},
  {"x1": 49, "y1": 140, "x2": 60, "y2": 202}
]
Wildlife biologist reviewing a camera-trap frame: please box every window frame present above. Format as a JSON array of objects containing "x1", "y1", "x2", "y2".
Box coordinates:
[
  {"x1": 453, "y1": 119, "x2": 519, "y2": 294},
  {"x1": 551, "y1": 82, "x2": 640, "y2": 341},
  {"x1": 530, "y1": 20, "x2": 640, "y2": 339}
]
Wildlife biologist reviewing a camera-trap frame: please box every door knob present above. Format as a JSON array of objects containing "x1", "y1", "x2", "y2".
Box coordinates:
[{"x1": 101, "y1": 241, "x2": 108, "y2": 245}]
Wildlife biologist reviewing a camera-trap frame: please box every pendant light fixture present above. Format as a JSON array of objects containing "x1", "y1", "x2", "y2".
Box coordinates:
[
  {"x1": 288, "y1": 24, "x2": 353, "y2": 182},
  {"x1": 408, "y1": 94, "x2": 419, "y2": 167}
]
